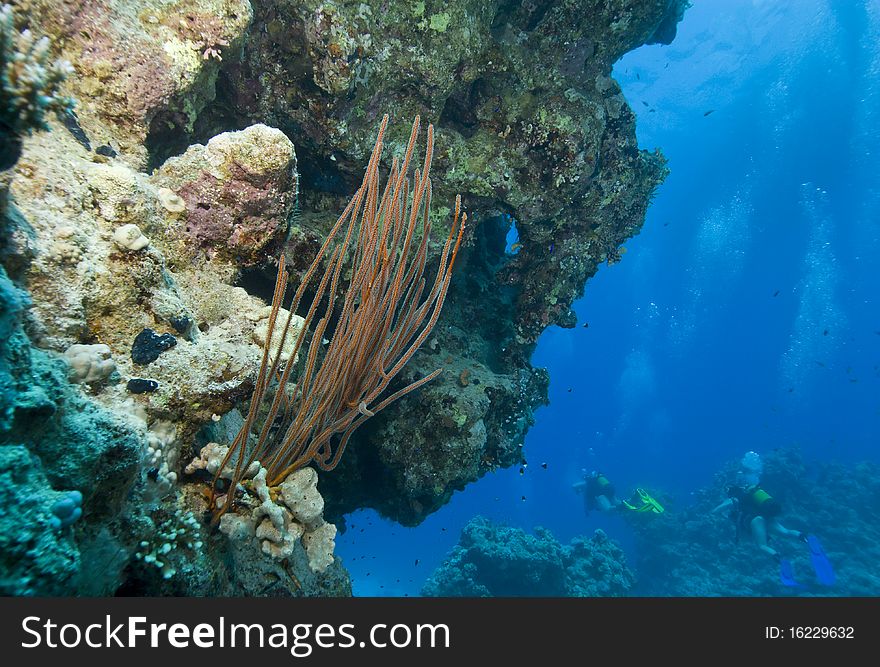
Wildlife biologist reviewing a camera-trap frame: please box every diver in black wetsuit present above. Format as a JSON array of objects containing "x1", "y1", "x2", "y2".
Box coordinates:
[
  {"x1": 711, "y1": 452, "x2": 835, "y2": 586},
  {"x1": 573, "y1": 470, "x2": 622, "y2": 514},
  {"x1": 712, "y1": 483, "x2": 807, "y2": 561}
]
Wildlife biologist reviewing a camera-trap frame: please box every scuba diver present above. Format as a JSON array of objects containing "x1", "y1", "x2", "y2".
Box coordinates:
[
  {"x1": 574, "y1": 470, "x2": 664, "y2": 516},
  {"x1": 574, "y1": 470, "x2": 620, "y2": 513},
  {"x1": 712, "y1": 451, "x2": 835, "y2": 586},
  {"x1": 712, "y1": 482, "x2": 806, "y2": 559}
]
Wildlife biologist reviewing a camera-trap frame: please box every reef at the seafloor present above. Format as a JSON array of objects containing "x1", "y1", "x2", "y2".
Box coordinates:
[
  {"x1": 0, "y1": 0, "x2": 685, "y2": 595},
  {"x1": 422, "y1": 516, "x2": 636, "y2": 597},
  {"x1": 628, "y1": 449, "x2": 880, "y2": 596}
]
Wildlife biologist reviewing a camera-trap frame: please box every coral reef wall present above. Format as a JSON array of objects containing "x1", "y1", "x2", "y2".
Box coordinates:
[
  {"x1": 1, "y1": 0, "x2": 682, "y2": 596},
  {"x1": 629, "y1": 450, "x2": 880, "y2": 596},
  {"x1": 422, "y1": 516, "x2": 636, "y2": 597},
  {"x1": 0, "y1": 1, "x2": 350, "y2": 596},
  {"x1": 209, "y1": 0, "x2": 682, "y2": 525}
]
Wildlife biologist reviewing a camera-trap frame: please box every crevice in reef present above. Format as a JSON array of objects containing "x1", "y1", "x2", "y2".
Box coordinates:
[
  {"x1": 439, "y1": 80, "x2": 482, "y2": 138},
  {"x1": 296, "y1": 153, "x2": 350, "y2": 196},
  {"x1": 491, "y1": 0, "x2": 554, "y2": 37},
  {"x1": 144, "y1": 62, "x2": 255, "y2": 171},
  {"x1": 446, "y1": 212, "x2": 521, "y2": 375}
]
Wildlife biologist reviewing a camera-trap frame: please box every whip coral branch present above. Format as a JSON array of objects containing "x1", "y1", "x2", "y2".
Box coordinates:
[{"x1": 212, "y1": 115, "x2": 466, "y2": 518}]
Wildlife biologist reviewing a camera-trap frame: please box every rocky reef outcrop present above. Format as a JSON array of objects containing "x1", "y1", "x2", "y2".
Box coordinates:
[
  {"x1": 209, "y1": 0, "x2": 683, "y2": 524},
  {"x1": 422, "y1": 516, "x2": 636, "y2": 597},
  {"x1": 629, "y1": 449, "x2": 880, "y2": 596}
]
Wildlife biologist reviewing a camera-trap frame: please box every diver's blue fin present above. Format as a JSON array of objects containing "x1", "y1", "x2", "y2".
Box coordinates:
[
  {"x1": 806, "y1": 535, "x2": 836, "y2": 586},
  {"x1": 779, "y1": 558, "x2": 801, "y2": 587}
]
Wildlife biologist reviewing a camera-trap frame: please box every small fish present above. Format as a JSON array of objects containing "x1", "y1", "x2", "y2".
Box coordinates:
[
  {"x1": 787, "y1": 387, "x2": 794, "y2": 393},
  {"x1": 414, "y1": 559, "x2": 420, "y2": 566},
  {"x1": 773, "y1": 290, "x2": 780, "y2": 297},
  {"x1": 567, "y1": 388, "x2": 572, "y2": 392},
  {"x1": 664, "y1": 63, "x2": 669, "y2": 69},
  {"x1": 509, "y1": 242, "x2": 523, "y2": 252},
  {"x1": 582, "y1": 322, "x2": 589, "y2": 328},
  {"x1": 541, "y1": 462, "x2": 548, "y2": 469},
  {"x1": 648, "y1": 109, "x2": 656, "y2": 113},
  {"x1": 549, "y1": 243, "x2": 555, "y2": 253},
  {"x1": 703, "y1": 109, "x2": 714, "y2": 117},
  {"x1": 642, "y1": 101, "x2": 649, "y2": 107},
  {"x1": 636, "y1": 72, "x2": 640, "y2": 80},
  {"x1": 823, "y1": 329, "x2": 829, "y2": 336},
  {"x1": 815, "y1": 360, "x2": 826, "y2": 367},
  {"x1": 521, "y1": 495, "x2": 527, "y2": 501},
  {"x1": 519, "y1": 467, "x2": 525, "y2": 475}
]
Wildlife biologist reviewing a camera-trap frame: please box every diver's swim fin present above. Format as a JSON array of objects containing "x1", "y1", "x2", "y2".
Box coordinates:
[
  {"x1": 806, "y1": 535, "x2": 836, "y2": 586},
  {"x1": 622, "y1": 488, "x2": 665, "y2": 514},
  {"x1": 779, "y1": 558, "x2": 801, "y2": 587}
]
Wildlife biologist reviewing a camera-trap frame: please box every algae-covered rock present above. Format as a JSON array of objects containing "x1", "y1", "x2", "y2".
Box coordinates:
[
  {"x1": 226, "y1": 0, "x2": 678, "y2": 345},
  {"x1": 2, "y1": 130, "x2": 333, "y2": 596}
]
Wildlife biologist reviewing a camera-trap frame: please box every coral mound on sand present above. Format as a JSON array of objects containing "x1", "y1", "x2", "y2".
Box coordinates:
[{"x1": 422, "y1": 516, "x2": 635, "y2": 597}]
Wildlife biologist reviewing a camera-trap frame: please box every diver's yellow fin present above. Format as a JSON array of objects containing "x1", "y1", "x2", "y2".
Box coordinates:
[{"x1": 635, "y1": 488, "x2": 664, "y2": 514}]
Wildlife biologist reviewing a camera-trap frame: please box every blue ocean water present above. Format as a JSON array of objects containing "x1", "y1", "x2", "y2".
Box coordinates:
[{"x1": 336, "y1": 0, "x2": 880, "y2": 596}]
